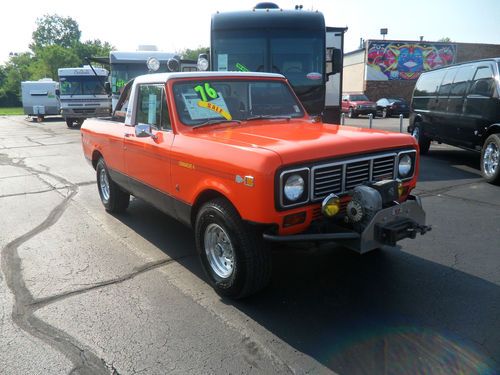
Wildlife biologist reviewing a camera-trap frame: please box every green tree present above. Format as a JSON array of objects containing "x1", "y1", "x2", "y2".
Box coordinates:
[
  {"x1": 1, "y1": 53, "x2": 35, "y2": 105},
  {"x1": 30, "y1": 14, "x2": 81, "y2": 51},
  {"x1": 74, "y1": 39, "x2": 114, "y2": 65},
  {"x1": 437, "y1": 37, "x2": 452, "y2": 43},
  {"x1": 31, "y1": 45, "x2": 80, "y2": 80},
  {"x1": 177, "y1": 46, "x2": 210, "y2": 60}
]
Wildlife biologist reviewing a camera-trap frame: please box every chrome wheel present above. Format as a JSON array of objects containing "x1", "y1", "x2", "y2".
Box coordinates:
[
  {"x1": 99, "y1": 168, "x2": 110, "y2": 201},
  {"x1": 204, "y1": 223, "x2": 235, "y2": 279},
  {"x1": 483, "y1": 142, "x2": 499, "y2": 177}
]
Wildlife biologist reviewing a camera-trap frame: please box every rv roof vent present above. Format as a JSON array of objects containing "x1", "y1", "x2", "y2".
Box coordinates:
[{"x1": 254, "y1": 2, "x2": 279, "y2": 10}]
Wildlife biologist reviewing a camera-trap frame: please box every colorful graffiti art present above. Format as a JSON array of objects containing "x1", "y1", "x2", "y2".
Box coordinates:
[{"x1": 366, "y1": 41, "x2": 456, "y2": 80}]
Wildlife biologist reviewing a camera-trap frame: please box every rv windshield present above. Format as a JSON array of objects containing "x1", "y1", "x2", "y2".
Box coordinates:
[
  {"x1": 212, "y1": 30, "x2": 324, "y2": 87},
  {"x1": 59, "y1": 76, "x2": 107, "y2": 96},
  {"x1": 173, "y1": 79, "x2": 304, "y2": 126},
  {"x1": 110, "y1": 64, "x2": 155, "y2": 97}
]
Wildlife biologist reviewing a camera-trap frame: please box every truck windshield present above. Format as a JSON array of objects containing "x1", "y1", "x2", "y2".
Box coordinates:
[
  {"x1": 173, "y1": 79, "x2": 305, "y2": 126},
  {"x1": 59, "y1": 76, "x2": 107, "y2": 96}
]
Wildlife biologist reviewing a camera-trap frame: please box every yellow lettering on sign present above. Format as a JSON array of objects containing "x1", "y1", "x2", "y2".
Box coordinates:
[{"x1": 197, "y1": 101, "x2": 232, "y2": 120}]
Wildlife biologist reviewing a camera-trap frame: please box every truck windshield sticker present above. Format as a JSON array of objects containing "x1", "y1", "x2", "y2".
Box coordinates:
[
  {"x1": 194, "y1": 83, "x2": 218, "y2": 102},
  {"x1": 182, "y1": 92, "x2": 232, "y2": 120},
  {"x1": 236, "y1": 63, "x2": 249, "y2": 72},
  {"x1": 218, "y1": 54, "x2": 228, "y2": 71}
]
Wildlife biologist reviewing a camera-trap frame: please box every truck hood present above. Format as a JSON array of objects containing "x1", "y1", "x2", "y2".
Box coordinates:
[{"x1": 197, "y1": 120, "x2": 417, "y2": 165}]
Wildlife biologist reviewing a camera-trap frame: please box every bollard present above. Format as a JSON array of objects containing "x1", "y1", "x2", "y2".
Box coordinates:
[
  {"x1": 340, "y1": 112, "x2": 345, "y2": 125},
  {"x1": 368, "y1": 113, "x2": 373, "y2": 128},
  {"x1": 399, "y1": 114, "x2": 403, "y2": 133}
]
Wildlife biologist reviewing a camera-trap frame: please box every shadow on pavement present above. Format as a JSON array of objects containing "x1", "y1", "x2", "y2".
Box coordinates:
[
  {"x1": 418, "y1": 147, "x2": 481, "y2": 182},
  {"x1": 114, "y1": 199, "x2": 500, "y2": 375}
]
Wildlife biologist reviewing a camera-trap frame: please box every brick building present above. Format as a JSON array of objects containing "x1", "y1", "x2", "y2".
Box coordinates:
[{"x1": 342, "y1": 39, "x2": 500, "y2": 102}]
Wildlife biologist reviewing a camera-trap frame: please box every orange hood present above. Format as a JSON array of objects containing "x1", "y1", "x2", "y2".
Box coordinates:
[{"x1": 197, "y1": 120, "x2": 417, "y2": 165}]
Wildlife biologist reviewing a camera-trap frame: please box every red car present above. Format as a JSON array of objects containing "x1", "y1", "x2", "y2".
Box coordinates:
[{"x1": 341, "y1": 93, "x2": 377, "y2": 118}]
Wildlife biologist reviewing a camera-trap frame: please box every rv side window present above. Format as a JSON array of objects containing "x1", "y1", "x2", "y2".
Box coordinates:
[
  {"x1": 438, "y1": 68, "x2": 457, "y2": 97},
  {"x1": 450, "y1": 65, "x2": 475, "y2": 97},
  {"x1": 414, "y1": 70, "x2": 443, "y2": 96}
]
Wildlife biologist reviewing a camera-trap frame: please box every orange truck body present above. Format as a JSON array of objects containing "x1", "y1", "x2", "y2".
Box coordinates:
[{"x1": 81, "y1": 72, "x2": 423, "y2": 243}]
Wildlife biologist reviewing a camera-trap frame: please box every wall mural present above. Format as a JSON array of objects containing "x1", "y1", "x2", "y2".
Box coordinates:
[{"x1": 366, "y1": 41, "x2": 456, "y2": 80}]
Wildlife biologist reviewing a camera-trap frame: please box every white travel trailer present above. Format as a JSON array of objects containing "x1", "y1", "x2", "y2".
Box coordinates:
[
  {"x1": 57, "y1": 66, "x2": 111, "y2": 128},
  {"x1": 21, "y1": 78, "x2": 60, "y2": 121}
]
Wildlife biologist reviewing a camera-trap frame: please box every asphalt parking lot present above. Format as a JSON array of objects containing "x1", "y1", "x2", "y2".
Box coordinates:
[{"x1": 1, "y1": 115, "x2": 499, "y2": 375}]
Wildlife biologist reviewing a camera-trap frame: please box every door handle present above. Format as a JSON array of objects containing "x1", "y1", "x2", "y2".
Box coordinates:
[{"x1": 124, "y1": 133, "x2": 134, "y2": 137}]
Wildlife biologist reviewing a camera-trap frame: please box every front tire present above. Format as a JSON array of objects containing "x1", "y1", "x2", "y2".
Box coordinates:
[
  {"x1": 96, "y1": 158, "x2": 130, "y2": 213},
  {"x1": 382, "y1": 108, "x2": 388, "y2": 118},
  {"x1": 348, "y1": 108, "x2": 357, "y2": 118},
  {"x1": 412, "y1": 122, "x2": 431, "y2": 155},
  {"x1": 481, "y1": 134, "x2": 500, "y2": 185},
  {"x1": 195, "y1": 198, "x2": 272, "y2": 299}
]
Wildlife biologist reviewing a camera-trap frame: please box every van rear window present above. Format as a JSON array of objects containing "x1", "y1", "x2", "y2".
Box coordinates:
[{"x1": 414, "y1": 70, "x2": 443, "y2": 96}]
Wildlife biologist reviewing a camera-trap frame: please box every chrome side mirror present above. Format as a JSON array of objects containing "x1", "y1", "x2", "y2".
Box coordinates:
[{"x1": 135, "y1": 124, "x2": 157, "y2": 139}]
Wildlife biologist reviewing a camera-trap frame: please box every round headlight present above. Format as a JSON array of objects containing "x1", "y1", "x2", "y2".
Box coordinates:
[
  {"x1": 284, "y1": 174, "x2": 304, "y2": 201},
  {"x1": 398, "y1": 154, "x2": 412, "y2": 177},
  {"x1": 197, "y1": 57, "x2": 209, "y2": 71},
  {"x1": 147, "y1": 57, "x2": 160, "y2": 72}
]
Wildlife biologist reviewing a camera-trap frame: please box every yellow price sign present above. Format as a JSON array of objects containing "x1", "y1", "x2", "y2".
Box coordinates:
[{"x1": 197, "y1": 101, "x2": 232, "y2": 120}]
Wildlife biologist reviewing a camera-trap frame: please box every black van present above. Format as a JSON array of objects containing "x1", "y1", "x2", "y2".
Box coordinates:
[{"x1": 408, "y1": 58, "x2": 500, "y2": 184}]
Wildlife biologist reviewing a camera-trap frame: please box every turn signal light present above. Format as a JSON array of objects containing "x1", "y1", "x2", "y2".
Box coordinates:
[
  {"x1": 322, "y1": 193, "x2": 341, "y2": 217},
  {"x1": 283, "y1": 212, "x2": 306, "y2": 227}
]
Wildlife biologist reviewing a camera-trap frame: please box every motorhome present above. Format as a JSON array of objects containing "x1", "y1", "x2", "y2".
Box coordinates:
[{"x1": 57, "y1": 66, "x2": 111, "y2": 127}]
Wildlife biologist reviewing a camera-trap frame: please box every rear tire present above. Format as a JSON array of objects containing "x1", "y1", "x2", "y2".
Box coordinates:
[
  {"x1": 96, "y1": 158, "x2": 130, "y2": 213},
  {"x1": 481, "y1": 134, "x2": 500, "y2": 185},
  {"x1": 66, "y1": 118, "x2": 74, "y2": 128},
  {"x1": 412, "y1": 122, "x2": 431, "y2": 155},
  {"x1": 195, "y1": 198, "x2": 272, "y2": 299}
]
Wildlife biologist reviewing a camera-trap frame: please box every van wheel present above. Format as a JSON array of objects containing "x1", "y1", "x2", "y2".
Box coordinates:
[
  {"x1": 412, "y1": 123, "x2": 431, "y2": 154},
  {"x1": 96, "y1": 158, "x2": 130, "y2": 212},
  {"x1": 481, "y1": 134, "x2": 500, "y2": 185},
  {"x1": 195, "y1": 198, "x2": 272, "y2": 299}
]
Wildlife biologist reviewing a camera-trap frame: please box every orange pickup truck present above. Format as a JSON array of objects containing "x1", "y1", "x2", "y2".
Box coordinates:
[{"x1": 81, "y1": 72, "x2": 430, "y2": 298}]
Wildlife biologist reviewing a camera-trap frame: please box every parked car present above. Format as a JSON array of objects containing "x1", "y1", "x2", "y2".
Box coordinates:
[
  {"x1": 81, "y1": 71, "x2": 429, "y2": 298},
  {"x1": 376, "y1": 97, "x2": 410, "y2": 118},
  {"x1": 408, "y1": 57, "x2": 500, "y2": 184},
  {"x1": 341, "y1": 93, "x2": 377, "y2": 118}
]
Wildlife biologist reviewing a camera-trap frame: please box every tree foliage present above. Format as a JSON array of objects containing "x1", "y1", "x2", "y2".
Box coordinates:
[
  {"x1": 177, "y1": 46, "x2": 210, "y2": 61},
  {"x1": 30, "y1": 14, "x2": 81, "y2": 51},
  {"x1": 0, "y1": 15, "x2": 114, "y2": 106}
]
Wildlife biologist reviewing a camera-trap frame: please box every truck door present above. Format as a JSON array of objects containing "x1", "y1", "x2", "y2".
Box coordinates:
[{"x1": 124, "y1": 83, "x2": 175, "y2": 214}]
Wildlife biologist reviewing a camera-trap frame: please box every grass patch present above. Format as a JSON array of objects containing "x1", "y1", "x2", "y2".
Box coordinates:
[{"x1": 0, "y1": 107, "x2": 23, "y2": 115}]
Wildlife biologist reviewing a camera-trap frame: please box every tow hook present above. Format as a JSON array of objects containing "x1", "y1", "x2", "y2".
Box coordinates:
[{"x1": 406, "y1": 224, "x2": 432, "y2": 239}]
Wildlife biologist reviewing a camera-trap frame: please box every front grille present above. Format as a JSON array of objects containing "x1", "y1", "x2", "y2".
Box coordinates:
[{"x1": 312, "y1": 153, "x2": 397, "y2": 201}]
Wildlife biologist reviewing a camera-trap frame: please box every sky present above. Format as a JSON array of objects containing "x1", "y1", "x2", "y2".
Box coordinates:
[{"x1": 1, "y1": 0, "x2": 499, "y2": 64}]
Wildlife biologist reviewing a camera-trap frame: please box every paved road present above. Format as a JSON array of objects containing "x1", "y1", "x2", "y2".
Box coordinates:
[{"x1": 1, "y1": 115, "x2": 499, "y2": 375}]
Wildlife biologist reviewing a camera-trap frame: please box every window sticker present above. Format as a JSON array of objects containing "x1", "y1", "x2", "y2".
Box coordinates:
[
  {"x1": 218, "y1": 54, "x2": 228, "y2": 71},
  {"x1": 236, "y1": 63, "x2": 249, "y2": 72},
  {"x1": 182, "y1": 92, "x2": 232, "y2": 120},
  {"x1": 194, "y1": 83, "x2": 218, "y2": 102},
  {"x1": 148, "y1": 94, "x2": 157, "y2": 124}
]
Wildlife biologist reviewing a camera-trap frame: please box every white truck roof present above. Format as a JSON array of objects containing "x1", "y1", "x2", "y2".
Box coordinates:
[{"x1": 132, "y1": 71, "x2": 286, "y2": 85}]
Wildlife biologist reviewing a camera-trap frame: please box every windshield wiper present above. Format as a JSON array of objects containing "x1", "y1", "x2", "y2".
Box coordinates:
[
  {"x1": 245, "y1": 115, "x2": 291, "y2": 121},
  {"x1": 192, "y1": 119, "x2": 242, "y2": 129}
]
